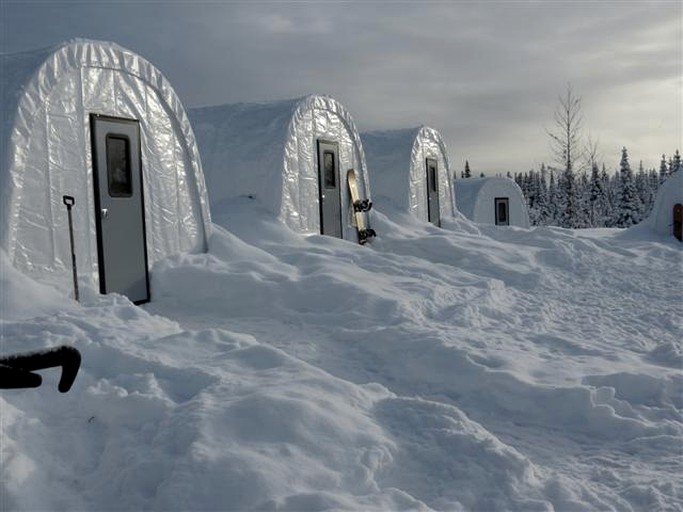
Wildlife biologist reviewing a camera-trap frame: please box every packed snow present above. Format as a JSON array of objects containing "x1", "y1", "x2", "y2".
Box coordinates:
[{"x1": 1, "y1": 197, "x2": 681, "y2": 511}]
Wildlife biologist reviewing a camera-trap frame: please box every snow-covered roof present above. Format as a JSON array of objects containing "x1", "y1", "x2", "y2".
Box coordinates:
[
  {"x1": 361, "y1": 126, "x2": 454, "y2": 221},
  {"x1": 645, "y1": 170, "x2": 683, "y2": 237},
  {"x1": 454, "y1": 177, "x2": 530, "y2": 228},
  {"x1": 0, "y1": 39, "x2": 211, "y2": 282},
  {"x1": 189, "y1": 95, "x2": 370, "y2": 240}
]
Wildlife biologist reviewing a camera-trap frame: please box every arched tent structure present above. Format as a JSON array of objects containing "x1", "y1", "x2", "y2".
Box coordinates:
[
  {"x1": 189, "y1": 95, "x2": 372, "y2": 242},
  {"x1": 361, "y1": 127, "x2": 454, "y2": 226},
  {"x1": 0, "y1": 39, "x2": 211, "y2": 304},
  {"x1": 454, "y1": 177, "x2": 530, "y2": 228},
  {"x1": 644, "y1": 171, "x2": 682, "y2": 238}
]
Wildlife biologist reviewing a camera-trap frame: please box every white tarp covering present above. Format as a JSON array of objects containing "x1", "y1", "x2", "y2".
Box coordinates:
[
  {"x1": 454, "y1": 177, "x2": 530, "y2": 228},
  {"x1": 361, "y1": 127, "x2": 455, "y2": 221},
  {"x1": 189, "y1": 95, "x2": 371, "y2": 240},
  {"x1": 644, "y1": 171, "x2": 682, "y2": 237},
  {"x1": 0, "y1": 39, "x2": 211, "y2": 287}
]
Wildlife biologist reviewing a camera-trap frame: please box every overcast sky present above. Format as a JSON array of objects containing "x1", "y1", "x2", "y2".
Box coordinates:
[{"x1": 1, "y1": 1, "x2": 680, "y2": 175}]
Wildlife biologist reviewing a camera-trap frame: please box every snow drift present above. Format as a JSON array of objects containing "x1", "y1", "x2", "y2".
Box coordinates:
[{"x1": 3, "y1": 194, "x2": 681, "y2": 511}]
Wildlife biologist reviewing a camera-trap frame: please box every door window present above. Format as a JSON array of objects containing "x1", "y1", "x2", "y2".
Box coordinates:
[
  {"x1": 323, "y1": 150, "x2": 336, "y2": 189},
  {"x1": 106, "y1": 135, "x2": 132, "y2": 197},
  {"x1": 495, "y1": 198, "x2": 509, "y2": 225},
  {"x1": 429, "y1": 165, "x2": 438, "y2": 192}
]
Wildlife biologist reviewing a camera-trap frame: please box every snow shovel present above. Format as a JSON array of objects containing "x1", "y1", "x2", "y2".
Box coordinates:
[
  {"x1": 63, "y1": 195, "x2": 79, "y2": 302},
  {"x1": 0, "y1": 346, "x2": 82, "y2": 392}
]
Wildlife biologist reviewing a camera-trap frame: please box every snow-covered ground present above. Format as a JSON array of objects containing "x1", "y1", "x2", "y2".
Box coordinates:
[{"x1": 1, "y1": 199, "x2": 681, "y2": 511}]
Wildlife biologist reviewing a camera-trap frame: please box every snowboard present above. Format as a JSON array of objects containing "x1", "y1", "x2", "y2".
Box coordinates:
[
  {"x1": 674, "y1": 203, "x2": 682, "y2": 242},
  {"x1": 347, "y1": 169, "x2": 376, "y2": 245}
]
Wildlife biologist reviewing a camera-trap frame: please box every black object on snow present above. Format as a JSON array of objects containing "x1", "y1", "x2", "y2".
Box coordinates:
[{"x1": 0, "y1": 346, "x2": 82, "y2": 392}]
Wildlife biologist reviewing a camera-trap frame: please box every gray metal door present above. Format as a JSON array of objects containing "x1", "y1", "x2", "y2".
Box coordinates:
[
  {"x1": 91, "y1": 115, "x2": 150, "y2": 304},
  {"x1": 426, "y1": 158, "x2": 441, "y2": 227},
  {"x1": 495, "y1": 197, "x2": 510, "y2": 226},
  {"x1": 317, "y1": 140, "x2": 343, "y2": 238}
]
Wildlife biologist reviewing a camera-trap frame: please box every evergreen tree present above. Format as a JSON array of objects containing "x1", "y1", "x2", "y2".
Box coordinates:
[
  {"x1": 672, "y1": 150, "x2": 681, "y2": 174},
  {"x1": 558, "y1": 166, "x2": 581, "y2": 228},
  {"x1": 588, "y1": 162, "x2": 607, "y2": 227},
  {"x1": 547, "y1": 170, "x2": 560, "y2": 225},
  {"x1": 635, "y1": 161, "x2": 652, "y2": 218},
  {"x1": 537, "y1": 164, "x2": 550, "y2": 225},
  {"x1": 464, "y1": 160, "x2": 471, "y2": 178},
  {"x1": 649, "y1": 167, "x2": 659, "y2": 197},
  {"x1": 577, "y1": 172, "x2": 590, "y2": 228},
  {"x1": 615, "y1": 147, "x2": 641, "y2": 227},
  {"x1": 659, "y1": 154, "x2": 669, "y2": 184}
]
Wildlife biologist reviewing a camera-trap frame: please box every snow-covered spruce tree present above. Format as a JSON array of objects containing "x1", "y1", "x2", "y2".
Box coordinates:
[
  {"x1": 464, "y1": 160, "x2": 471, "y2": 178},
  {"x1": 588, "y1": 163, "x2": 608, "y2": 226},
  {"x1": 659, "y1": 154, "x2": 669, "y2": 184},
  {"x1": 672, "y1": 150, "x2": 682, "y2": 175},
  {"x1": 577, "y1": 172, "x2": 590, "y2": 228},
  {"x1": 635, "y1": 161, "x2": 655, "y2": 219},
  {"x1": 557, "y1": 165, "x2": 584, "y2": 228},
  {"x1": 547, "y1": 170, "x2": 560, "y2": 225},
  {"x1": 521, "y1": 170, "x2": 539, "y2": 224},
  {"x1": 614, "y1": 147, "x2": 642, "y2": 227},
  {"x1": 536, "y1": 164, "x2": 550, "y2": 225}
]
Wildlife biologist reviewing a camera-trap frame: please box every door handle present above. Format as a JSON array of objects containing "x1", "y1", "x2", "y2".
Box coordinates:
[{"x1": 101, "y1": 208, "x2": 109, "y2": 219}]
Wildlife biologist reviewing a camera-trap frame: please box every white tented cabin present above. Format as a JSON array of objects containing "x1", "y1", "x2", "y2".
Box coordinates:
[
  {"x1": 0, "y1": 39, "x2": 212, "y2": 304},
  {"x1": 644, "y1": 171, "x2": 682, "y2": 239},
  {"x1": 188, "y1": 95, "x2": 372, "y2": 242},
  {"x1": 361, "y1": 127, "x2": 455, "y2": 226},
  {"x1": 454, "y1": 177, "x2": 530, "y2": 228}
]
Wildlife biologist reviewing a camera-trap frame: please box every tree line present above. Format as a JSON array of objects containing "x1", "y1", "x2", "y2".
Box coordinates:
[
  {"x1": 457, "y1": 84, "x2": 680, "y2": 228},
  {"x1": 512, "y1": 149, "x2": 680, "y2": 228}
]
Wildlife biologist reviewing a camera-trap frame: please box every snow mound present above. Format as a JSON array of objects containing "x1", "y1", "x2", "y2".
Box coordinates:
[{"x1": 2, "y1": 197, "x2": 681, "y2": 511}]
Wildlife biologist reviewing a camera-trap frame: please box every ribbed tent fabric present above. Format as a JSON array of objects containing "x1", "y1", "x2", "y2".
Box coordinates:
[
  {"x1": 454, "y1": 177, "x2": 530, "y2": 228},
  {"x1": 361, "y1": 126, "x2": 455, "y2": 221},
  {"x1": 189, "y1": 95, "x2": 371, "y2": 241},
  {"x1": 0, "y1": 39, "x2": 211, "y2": 288},
  {"x1": 644, "y1": 171, "x2": 682, "y2": 237}
]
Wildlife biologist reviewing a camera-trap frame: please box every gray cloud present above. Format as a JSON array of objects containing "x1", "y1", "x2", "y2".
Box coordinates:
[{"x1": 1, "y1": 0, "x2": 680, "y2": 174}]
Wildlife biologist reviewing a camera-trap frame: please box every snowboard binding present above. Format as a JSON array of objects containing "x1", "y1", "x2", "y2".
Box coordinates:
[
  {"x1": 353, "y1": 199, "x2": 373, "y2": 213},
  {"x1": 358, "y1": 228, "x2": 377, "y2": 245}
]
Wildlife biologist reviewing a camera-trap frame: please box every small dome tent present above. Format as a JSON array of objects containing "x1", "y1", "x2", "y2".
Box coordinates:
[
  {"x1": 644, "y1": 171, "x2": 682, "y2": 239},
  {"x1": 189, "y1": 95, "x2": 372, "y2": 242},
  {"x1": 454, "y1": 177, "x2": 530, "y2": 228},
  {"x1": 0, "y1": 39, "x2": 211, "y2": 304},
  {"x1": 361, "y1": 127, "x2": 455, "y2": 226}
]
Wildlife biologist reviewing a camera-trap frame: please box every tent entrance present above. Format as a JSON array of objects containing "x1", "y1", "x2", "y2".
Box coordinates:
[
  {"x1": 316, "y1": 140, "x2": 343, "y2": 238},
  {"x1": 90, "y1": 114, "x2": 150, "y2": 304},
  {"x1": 495, "y1": 197, "x2": 510, "y2": 226},
  {"x1": 426, "y1": 158, "x2": 441, "y2": 227}
]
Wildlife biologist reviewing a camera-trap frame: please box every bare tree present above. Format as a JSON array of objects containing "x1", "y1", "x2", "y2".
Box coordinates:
[
  {"x1": 585, "y1": 133, "x2": 601, "y2": 171},
  {"x1": 547, "y1": 83, "x2": 584, "y2": 174},
  {"x1": 547, "y1": 84, "x2": 585, "y2": 227}
]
